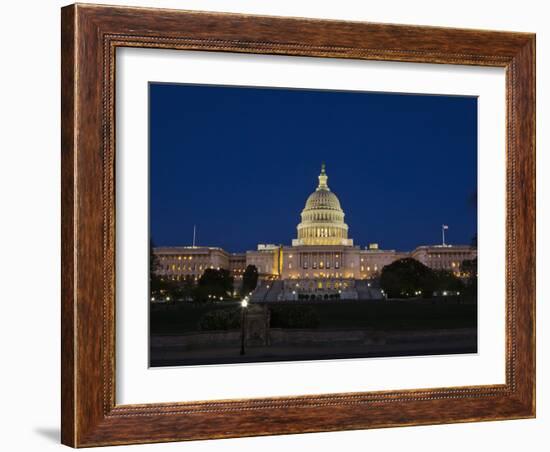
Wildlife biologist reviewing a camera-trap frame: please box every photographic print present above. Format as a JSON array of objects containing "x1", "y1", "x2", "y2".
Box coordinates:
[{"x1": 149, "y1": 83, "x2": 478, "y2": 367}]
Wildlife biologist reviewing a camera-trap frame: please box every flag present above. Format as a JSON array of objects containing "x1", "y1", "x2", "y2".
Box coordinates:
[{"x1": 442, "y1": 224, "x2": 449, "y2": 230}]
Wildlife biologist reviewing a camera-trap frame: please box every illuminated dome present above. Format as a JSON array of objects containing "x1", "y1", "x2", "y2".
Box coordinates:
[
  {"x1": 304, "y1": 186, "x2": 342, "y2": 211},
  {"x1": 292, "y1": 164, "x2": 353, "y2": 246}
]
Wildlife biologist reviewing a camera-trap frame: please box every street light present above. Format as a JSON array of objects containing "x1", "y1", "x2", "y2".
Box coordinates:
[{"x1": 240, "y1": 299, "x2": 248, "y2": 355}]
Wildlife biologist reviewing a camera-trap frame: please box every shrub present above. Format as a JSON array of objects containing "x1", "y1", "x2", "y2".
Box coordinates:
[
  {"x1": 198, "y1": 308, "x2": 241, "y2": 331},
  {"x1": 270, "y1": 305, "x2": 320, "y2": 328}
]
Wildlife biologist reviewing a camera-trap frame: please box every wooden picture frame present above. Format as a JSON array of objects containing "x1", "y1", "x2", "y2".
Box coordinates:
[{"x1": 61, "y1": 3, "x2": 535, "y2": 447}]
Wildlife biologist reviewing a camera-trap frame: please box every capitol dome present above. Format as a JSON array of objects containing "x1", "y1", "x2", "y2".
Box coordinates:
[
  {"x1": 292, "y1": 164, "x2": 353, "y2": 247},
  {"x1": 304, "y1": 186, "x2": 342, "y2": 211}
]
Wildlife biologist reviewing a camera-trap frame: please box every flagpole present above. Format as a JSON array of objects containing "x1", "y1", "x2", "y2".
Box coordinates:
[
  {"x1": 441, "y1": 224, "x2": 448, "y2": 246},
  {"x1": 193, "y1": 225, "x2": 196, "y2": 247}
]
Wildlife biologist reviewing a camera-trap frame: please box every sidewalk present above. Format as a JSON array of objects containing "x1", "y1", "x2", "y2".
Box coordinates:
[{"x1": 150, "y1": 329, "x2": 477, "y2": 366}]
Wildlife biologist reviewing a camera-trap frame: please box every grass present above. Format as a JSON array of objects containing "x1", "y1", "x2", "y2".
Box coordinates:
[
  {"x1": 150, "y1": 298, "x2": 477, "y2": 335},
  {"x1": 314, "y1": 299, "x2": 476, "y2": 330},
  {"x1": 150, "y1": 302, "x2": 237, "y2": 334}
]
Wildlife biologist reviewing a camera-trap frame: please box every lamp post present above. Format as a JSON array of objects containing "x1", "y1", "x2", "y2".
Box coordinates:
[{"x1": 240, "y1": 298, "x2": 248, "y2": 355}]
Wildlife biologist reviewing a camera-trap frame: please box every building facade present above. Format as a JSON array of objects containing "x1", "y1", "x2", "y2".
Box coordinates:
[{"x1": 153, "y1": 165, "x2": 476, "y2": 300}]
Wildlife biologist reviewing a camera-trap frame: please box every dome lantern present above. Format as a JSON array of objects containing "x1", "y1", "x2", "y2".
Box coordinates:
[{"x1": 317, "y1": 162, "x2": 329, "y2": 190}]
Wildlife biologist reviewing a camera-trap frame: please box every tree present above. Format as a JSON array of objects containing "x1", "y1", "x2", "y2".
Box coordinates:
[
  {"x1": 195, "y1": 268, "x2": 234, "y2": 301},
  {"x1": 433, "y1": 270, "x2": 464, "y2": 292},
  {"x1": 242, "y1": 265, "x2": 259, "y2": 296},
  {"x1": 461, "y1": 258, "x2": 478, "y2": 297},
  {"x1": 380, "y1": 258, "x2": 436, "y2": 299},
  {"x1": 461, "y1": 258, "x2": 477, "y2": 279},
  {"x1": 149, "y1": 238, "x2": 164, "y2": 296},
  {"x1": 165, "y1": 278, "x2": 195, "y2": 302}
]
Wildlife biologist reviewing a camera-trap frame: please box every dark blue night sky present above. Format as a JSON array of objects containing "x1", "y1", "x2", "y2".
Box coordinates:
[{"x1": 150, "y1": 83, "x2": 477, "y2": 253}]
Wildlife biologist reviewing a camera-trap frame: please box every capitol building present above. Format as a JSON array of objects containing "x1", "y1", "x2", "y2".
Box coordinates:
[{"x1": 154, "y1": 165, "x2": 476, "y2": 301}]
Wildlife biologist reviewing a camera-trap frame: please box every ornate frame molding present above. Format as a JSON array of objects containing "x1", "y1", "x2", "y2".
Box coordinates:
[{"x1": 61, "y1": 4, "x2": 535, "y2": 447}]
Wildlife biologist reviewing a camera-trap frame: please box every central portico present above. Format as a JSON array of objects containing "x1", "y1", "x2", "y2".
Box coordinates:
[{"x1": 276, "y1": 164, "x2": 376, "y2": 301}]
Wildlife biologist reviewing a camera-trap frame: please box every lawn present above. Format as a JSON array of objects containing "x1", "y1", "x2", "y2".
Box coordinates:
[{"x1": 150, "y1": 298, "x2": 477, "y2": 335}]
